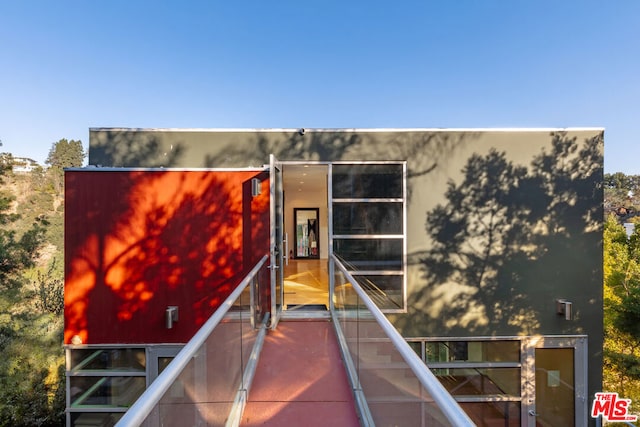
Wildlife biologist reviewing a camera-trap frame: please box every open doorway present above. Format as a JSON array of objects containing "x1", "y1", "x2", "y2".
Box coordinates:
[
  {"x1": 281, "y1": 163, "x2": 330, "y2": 311},
  {"x1": 279, "y1": 161, "x2": 408, "y2": 313}
]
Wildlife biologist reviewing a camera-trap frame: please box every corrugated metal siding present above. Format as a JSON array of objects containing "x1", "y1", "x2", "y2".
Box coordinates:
[{"x1": 64, "y1": 170, "x2": 270, "y2": 344}]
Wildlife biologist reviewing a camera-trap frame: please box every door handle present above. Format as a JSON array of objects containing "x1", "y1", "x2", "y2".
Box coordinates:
[{"x1": 528, "y1": 410, "x2": 539, "y2": 417}]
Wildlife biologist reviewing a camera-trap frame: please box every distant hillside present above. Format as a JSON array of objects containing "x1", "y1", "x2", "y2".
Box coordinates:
[
  {"x1": 3, "y1": 163, "x2": 63, "y2": 270},
  {"x1": 0, "y1": 154, "x2": 66, "y2": 426}
]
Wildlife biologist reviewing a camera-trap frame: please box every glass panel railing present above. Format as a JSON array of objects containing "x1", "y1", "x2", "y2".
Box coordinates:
[
  {"x1": 116, "y1": 255, "x2": 269, "y2": 427},
  {"x1": 331, "y1": 254, "x2": 475, "y2": 427}
]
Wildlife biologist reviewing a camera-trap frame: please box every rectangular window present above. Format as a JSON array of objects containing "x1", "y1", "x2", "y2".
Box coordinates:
[
  {"x1": 353, "y1": 275, "x2": 404, "y2": 310},
  {"x1": 458, "y1": 402, "x2": 521, "y2": 427},
  {"x1": 331, "y1": 162, "x2": 406, "y2": 312},
  {"x1": 332, "y1": 164, "x2": 403, "y2": 198},
  {"x1": 411, "y1": 338, "x2": 523, "y2": 426},
  {"x1": 70, "y1": 413, "x2": 123, "y2": 426},
  {"x1": 67, "y1": 347, "x2": 148, "y2": 426},
  {"x1": 436, "y1": 368, "x2": 521, "y2": 396},
  {"x1": 425, "y1": 340, "x2": 520, "y2": 363},
  {"x1": 69, "y1": 376, "x2": 146, "y2": 407},
  {"x1": 333, "y1": 202, "x2": 403, "y2": 235},
  {"x1": 333, "y1": 238, "x2": 403, "y2": 270},
  {"x1": 69, "y1": 348, "x2": 146, "y2": 372}
]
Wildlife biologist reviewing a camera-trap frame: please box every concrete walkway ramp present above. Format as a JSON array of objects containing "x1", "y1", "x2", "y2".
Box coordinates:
[{"x1": 241, "y1": 320, "x2": 360, "y2": 426}]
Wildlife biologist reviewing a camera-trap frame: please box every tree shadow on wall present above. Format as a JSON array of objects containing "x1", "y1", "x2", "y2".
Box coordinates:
[
  {"x1": 410, "y1": 132, "x2": 603, "y2": 336},
  {"x1": 202, "y1": 130, "x2": 477, "y2": 201},
  {"x1": 202, "y1": 131, "x2": 363, "y2": 168},
  {"x1": 65, "y1": 170, "x2": 269, "y2": 344},
  {"x1": 350, "y1": 131, "x2": 479, "y2": 201},
  {"x1": 89, "y1": 131, "x2": 185, "y2": 167}
]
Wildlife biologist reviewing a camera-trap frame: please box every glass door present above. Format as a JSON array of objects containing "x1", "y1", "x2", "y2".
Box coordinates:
[
  {"x1": 523, "y1": 336, "x2": 587, "y2": 427},
  {"x1": 534, "y1": 348, "x2": 574, "y2": 426},
  {"x1": 146, "y1": 346, "x2": 191, "y2": 425},
  {"x1": 269, "y1": 154, "x2": 284, "y2": 328},
  {"x1": 148, "y1": 346, "x2": 185, "y2": 384}
]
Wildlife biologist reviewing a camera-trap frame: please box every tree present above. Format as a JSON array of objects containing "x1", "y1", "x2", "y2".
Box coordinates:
[
  {"x1": 45, "y1": 139, "x2": 85, "y2": 195},
  {"x1": 32, "y1": 261, "x2": 64, "y2": 315},
  {"x1": 45, "y1": 138, "x2": 85, "y2": 169},
  {"x1": 604, "y1": 172, "x2": 640, "y2": 214},
  {"x1": 603, "y1": 214, "x2": 640, "y2": 411}
]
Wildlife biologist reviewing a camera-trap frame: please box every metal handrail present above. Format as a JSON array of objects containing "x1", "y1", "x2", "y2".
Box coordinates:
[
  {"x1": 116, "y1": 255, "x2": 269, "y2": 427},
  {"x1": 331, "y1": 254, "x2": 476, "y2": 427}
]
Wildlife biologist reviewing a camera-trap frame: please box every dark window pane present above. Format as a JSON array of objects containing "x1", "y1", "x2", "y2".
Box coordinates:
[
  {"x1": 332, "y1": 164, "x2": 403, "y2": 198},
  {"x1": 158, "y1": 357, "x2": 174, "y2": 374},
  {"x1": 71, "y1": 412, "x2": 123, "y2": 426},
  {"x1": 70, "y1": 376, "x2": 146, "y2": 407},
  {"x1": 354, "y1": 275, "x2": 404, "y2": 310},
  {"x1": 334, "y1": 238, "x2": 403, "y2": 270},
  {"x1": 434, "y1": 368, "x2": 521, "y2": 396},
  {"x1": 459, "y1": 402, "x2": 521, "y2": 427},
  {"x1": 70, "y1": 348, "x2": 146, "y2": 372},
  {"x1": 408, "y1": 341, "x2": 422, "y2": 359},
  {"x1": 425, "y1": 341, "x2": 520, "y2": 363},
  {"x1": 333, "y1": 203, "x2": 403, "y2": 235}
]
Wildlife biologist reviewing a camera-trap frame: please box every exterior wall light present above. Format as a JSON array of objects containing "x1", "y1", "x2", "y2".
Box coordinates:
[
  {"x1": 166, "y1": 306, "x2": 179, "y2": 329},
  {"x1": 251, "y1": 178, "x2": 262, "y2": 197},
  {"x1": 556, "y1": 299, "x2": 572, "y2": 320}
]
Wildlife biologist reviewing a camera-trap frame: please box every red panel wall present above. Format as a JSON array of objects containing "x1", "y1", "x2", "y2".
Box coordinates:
[{"x1": 64, "y1": 170, "x2": 270, "y2": 345}]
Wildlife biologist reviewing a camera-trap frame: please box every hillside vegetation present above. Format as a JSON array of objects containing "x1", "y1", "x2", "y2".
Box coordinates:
[
  {"x1": 0, "y1": 139, "x2": 83, "y2": 426},
  {"x1": 603, "y1": 173, "x2": 640, "y2": 412}
]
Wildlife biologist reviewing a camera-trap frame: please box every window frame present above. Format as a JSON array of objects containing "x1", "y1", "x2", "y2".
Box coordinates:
[
  {"x1": 329, "y1": 161, "x2": 407, "y2": 313},
  {"x1": 65, "y1": 344, "x2": 183, "y2": 427}
]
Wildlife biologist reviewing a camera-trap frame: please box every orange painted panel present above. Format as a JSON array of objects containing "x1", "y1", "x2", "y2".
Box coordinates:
[{"x1": 64, "y1": 170, "x2": 270, "y2": 344}]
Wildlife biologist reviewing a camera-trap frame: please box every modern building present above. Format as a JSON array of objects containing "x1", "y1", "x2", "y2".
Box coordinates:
[
  {"x1": 64, "y1": 128, "x2": 604, "y2": 426},
  {"x1": 11, "y1": 156, "x2": 39, "y2": 173}
]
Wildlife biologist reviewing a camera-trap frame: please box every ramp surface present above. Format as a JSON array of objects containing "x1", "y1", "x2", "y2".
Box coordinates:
[{"x1": 241, "y1": 320, "x2": 360, "y2": 426}]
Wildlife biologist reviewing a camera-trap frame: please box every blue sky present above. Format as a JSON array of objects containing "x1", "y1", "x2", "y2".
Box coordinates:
[{"x1": 0, "y1": 1, "x2": 637, "y2": 172}]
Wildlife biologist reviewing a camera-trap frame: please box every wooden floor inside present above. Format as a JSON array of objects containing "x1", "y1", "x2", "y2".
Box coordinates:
[
  {"x1": 282, "y1": 259, "x2": 329, "y2": 309},
  {"x1": 240, "y1": 320, "x2": 360, "y2": 426}
]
